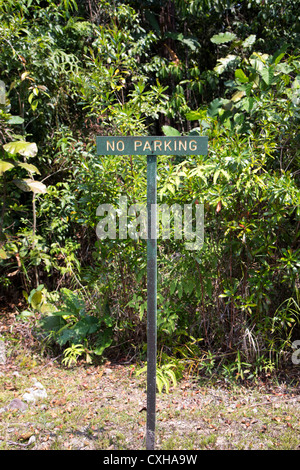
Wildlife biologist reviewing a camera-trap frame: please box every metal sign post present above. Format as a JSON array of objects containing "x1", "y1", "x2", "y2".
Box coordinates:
[
  {"x1": 146, "y1": 154, "x2": 157, "y2": 450},
  {"x1": 96, "y1": 135, "x2": 208, "y2": 450}
]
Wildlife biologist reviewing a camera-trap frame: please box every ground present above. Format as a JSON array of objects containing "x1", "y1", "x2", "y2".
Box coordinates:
[{"x1": 0, "y1": 306, "x2": 300, "y2": 451}]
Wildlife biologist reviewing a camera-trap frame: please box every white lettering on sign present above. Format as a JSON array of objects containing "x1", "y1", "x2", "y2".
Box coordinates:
[
  {"x1": 117, "y1": 140, "x2": 124, "y2": 151},
  {"x1": 107, "y1": 140, "x2": 125, "y2": 151},
  {"x1": 143, "y1": 141, "x2": 151, "y2": 152},
  {"x1": 99, "y1": 136, "x2": 207, "y2": 155},
  {"x1": 133, "y1": 139, "x2": 195, "y2": 152},
  {"x1": 134, "y1": 140, "x2": 142, "y2": 151},
  {"x1": 164, "y1": 140, "x2": 171, "y2": 151},
  {"x1": 190, "y1": 140, "x2": 197, "y2": 151},
  {"x1": 154, "y1": 140, "x2": 162, "y2": 152},
  {"x1": 107, "y1": 141, "x2": 115, "y2": 152}
]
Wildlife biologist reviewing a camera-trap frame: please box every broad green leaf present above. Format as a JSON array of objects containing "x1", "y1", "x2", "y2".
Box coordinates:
[
  {"x1": 40, "y1": 303, "x2": 56, "y2": 314},
  {"x1": 207, "y1": 98, "x2": 223, "y2": 117},
  {"x1": 3, "y1": 141, "x2": 38, "y2": 158},
  {"x1": 231, "y1": 90, "x2": 246, "y2": 102},
  {"x1": 7, "y1": 116, "x2": 24, "y2": 125},
  {"x1": 26, "y1": 180, "x2": 47, "y2": 194},
  {"x1": 250, "y1": 53, "x2": 269, "y2": 72},
  {"x1": 93, "y1": 330, "x2": 113, "y2": 356},
  {"x1": 211, "y1": 32, "x2": 237, "y2": 44},
  {"x1": 30, "y1": 290, "x2": 43, "y2": 309},
  {"x1": 19, "y1": 310, "x2": 35, "y2": 318},
  {"x1": 185, "y1": 110, "x2": 202, "y2": 121},
  {"x1": 242, "y1": 97, "x2": 255, "y2": 112},
  {"x1": 57, "y1": 328, "x2": 76, "y2": 346},
  {"x1": 261, "y1": 66, "x2": 275, "y2": 86},
  {"x1": 242, "y1": 35, "x2": 256, "y2": 48},
  {"x1": 0, "y1": 248, "x2": 9, "y2": 259},
  {"x1": 50, "y1": 310, "x2": 75, "y2": 317},
  {"x1": 61, "y1": 288, "x2": 85, "y2": 315},
  {"x1": 13, "y1": 178, "x2": 32, "y2": 192},
  {"x1": 40, "y1": 314, "x2": 66, "y2": 333},
  {"x1": 13, "y1": 178, "x2": 47, "y2": 193},
  {"x1": 30, "y1": 99, "x2": 39, "y2": 111},
  {"x1": 235, "y1": 69, "x2": 249, "y2": 83},
  {"x1": 180, "y1": 37, "x2": 199, "y2": 51},
  {"x1": 162, "y1": 125, "x2": 181, "y2": 136},
  {"x1": 0, "y1": 160, "x2": 14, "y2": 176},
  {"x1": 214, "y1": 54, "x2": 237, "y2": 74},
  {"x1": 18, "y1": 162, "x2": 41, "y2": 175},
  {"x1": 244, "y1": 82, "x2": 254, "y2": 97},
  {"x1": 275, "y1": 63, "x2": 293, "y2": 74}
]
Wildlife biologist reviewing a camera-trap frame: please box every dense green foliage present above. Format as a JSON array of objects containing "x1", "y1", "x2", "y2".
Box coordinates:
[{"x1": 0, "y1": 0, "x2": 299, "y2": 381}]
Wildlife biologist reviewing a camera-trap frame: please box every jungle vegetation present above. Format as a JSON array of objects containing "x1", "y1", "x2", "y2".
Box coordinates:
[{"x1": 0, "y1": 0, "x2": 299, "y2": 381}]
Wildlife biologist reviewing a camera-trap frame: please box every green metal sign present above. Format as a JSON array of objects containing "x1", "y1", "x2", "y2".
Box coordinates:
[
  {"x1": 96, "y1": 135, "x2": 208, "y2": 156},
  {"x1": 96, "y1": 134, "x2": 208, "y2": 451}
]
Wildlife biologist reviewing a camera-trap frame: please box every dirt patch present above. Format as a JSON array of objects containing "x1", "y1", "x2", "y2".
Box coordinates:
[
  {"x1": 0, "y1": 308, "x2": 299, "y2": 450},
  {"x1": 0, "y1": 358, "x2": 299, "y2": 450}
]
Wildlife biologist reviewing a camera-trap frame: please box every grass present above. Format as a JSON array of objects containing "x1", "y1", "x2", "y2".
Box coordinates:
[
  {"x1": 1, "y1": 357, "x2": 299, "y2": 450},
  {"x1": 0, "y1": 318, "x2": 299, "y2": 450},
  {"x1": 0, "y1": 366, "x2": 300, "y2": 450}
]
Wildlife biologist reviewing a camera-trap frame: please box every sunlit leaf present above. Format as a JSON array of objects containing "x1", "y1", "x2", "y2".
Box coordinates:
[
  {"x1": 13, "y1": 178, "x2": 47, "y2": 193},
  {"x1": 13, "y1": 178, "x2": 32, "y2": 192},
  {"x1": 0, "y1": 248, "x2": 9, "y2": 259},
  {"x1": 242, "y1": 35, "x2": 256, "y2": 48},
  {"x1": 30, "y1": 290, "x2": 43, "y2": 309},
  {"x1": 3, "y1": 141, "x2": 38, "y2": 158},
  {"x1": 185, "y1": 110, "x2": 202, "y2": 121},
  {"x1": 0, "y1": 160, "x2": 14, "y2": 176},
  {"x1": 162, "y1": 125, "x2": 181, "y2": 136},
  {"x1": 211, "y1": 32, "x2": 237, "y2": 44},
  {"x1": 26, "y1": 180, "x2": 47, "y2": 194},
  {"x1": 18, "y1": 162, "x2": 41, "y2": 175},
  {"x1": 214, "y1": 54, "x2": 237, "y2": 74},
  {"x1": 261, "y1": 66, "x2": 275, "y2": 86},
  {"x1": 231, "y1": 90, "x2": 246, "y2": 102},
  {"x1": 235, "y1": 69, "x2": 249, "y2": 83},
  {"x1": 7, "y1": 115, "x2": 24, "y2": 125}
]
